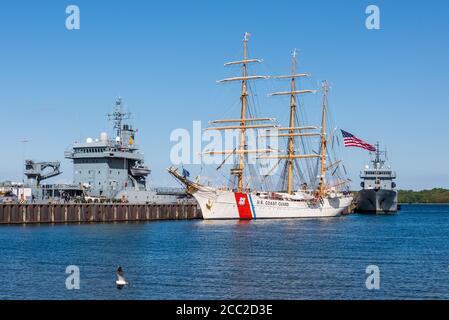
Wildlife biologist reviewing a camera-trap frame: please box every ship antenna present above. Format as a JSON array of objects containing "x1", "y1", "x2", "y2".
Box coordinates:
[
  {"x1": 375, "y1": 141, "x2": 380, "y2": 163},
  {"x1": 108, "y1": 97, "x2": 131, "y2": 144},
  {"x1": 373, "y1": 141, "x2": 386, "y2": 168}
]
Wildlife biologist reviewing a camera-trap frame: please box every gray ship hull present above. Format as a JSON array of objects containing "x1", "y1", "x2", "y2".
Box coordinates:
[{"x1": 356, "y1": 189, "x2": 398, "y2": 214}]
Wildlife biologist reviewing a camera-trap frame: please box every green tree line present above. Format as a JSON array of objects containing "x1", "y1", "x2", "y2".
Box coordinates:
[{"x1": 398, "y1": 188, "x2": 449, "y2": 203}]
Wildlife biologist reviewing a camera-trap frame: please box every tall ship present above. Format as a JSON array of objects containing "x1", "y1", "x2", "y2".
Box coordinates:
[
  {"x1": 356, "y1": 144, "x2": 398, "y2": 213},
  {"x1": 168, "y1": 34, "x2": 353, "y2": 219}
]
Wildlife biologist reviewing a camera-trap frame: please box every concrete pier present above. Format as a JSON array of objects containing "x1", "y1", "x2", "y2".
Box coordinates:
[{"x1": 0, "y1": 203, "x2": 201, "y2": 225}]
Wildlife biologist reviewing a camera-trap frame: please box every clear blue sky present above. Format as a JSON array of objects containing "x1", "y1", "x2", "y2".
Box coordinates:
[{"x1": 0, "y1": 0, "x2": 448, "y2": 190}]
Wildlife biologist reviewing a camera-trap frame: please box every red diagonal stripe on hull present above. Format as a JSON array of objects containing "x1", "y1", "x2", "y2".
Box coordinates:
[{"x1": 234, "y1": 193, "x2": 252, "y2": 219}]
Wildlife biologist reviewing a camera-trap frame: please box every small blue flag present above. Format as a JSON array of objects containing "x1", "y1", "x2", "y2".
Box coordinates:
[{"x1": 182, "y1": 168, "x2": 190, "y2": 178}]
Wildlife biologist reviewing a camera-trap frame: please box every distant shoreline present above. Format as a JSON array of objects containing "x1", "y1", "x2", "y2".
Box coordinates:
[
  {"x1": 398, "y1": 189, "x2": 449, "y2": 205},
  {"x1": 399, "y1": 202, "x2": 449, "y2": 205}
]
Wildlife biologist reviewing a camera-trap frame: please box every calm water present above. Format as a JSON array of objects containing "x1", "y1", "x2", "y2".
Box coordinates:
[{"x1": 1, "y1": 204, "x2": 448, "y2": 300}]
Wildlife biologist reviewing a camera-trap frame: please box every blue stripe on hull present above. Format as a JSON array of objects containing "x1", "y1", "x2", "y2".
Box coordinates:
[{"x1": 248, "y1": 194, "x2": 257, "y2": 219}]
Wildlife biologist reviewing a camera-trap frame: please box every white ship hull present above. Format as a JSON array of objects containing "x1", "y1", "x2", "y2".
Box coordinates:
[{"x1": 193, "y1": 188, "x2": 353, "y2": 220}]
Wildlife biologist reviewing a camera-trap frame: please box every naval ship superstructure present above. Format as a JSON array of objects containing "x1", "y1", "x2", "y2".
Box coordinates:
[
  {"x1": 8, "y1": 97, "x2": 191, "y2": 204},
  {"x1": 62, "y1": 97, "x2": 192, "y2": 204},
  {"x1": 356, "y1": 143, "x2": 398, "y2": 213},
  {"x1": 65, "y1": 98, "x2": 149, "y2": 199}
]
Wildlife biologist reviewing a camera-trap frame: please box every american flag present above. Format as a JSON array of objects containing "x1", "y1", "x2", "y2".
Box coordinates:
[{"x1": 340, "y1": 130, "x2": 376, "y2": 152}]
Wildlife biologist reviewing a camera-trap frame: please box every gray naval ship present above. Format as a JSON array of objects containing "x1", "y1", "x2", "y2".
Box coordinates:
[
  {"x1": 20, "y1": 97, "x2": 192, "y2": 204},
  {"x1": 356, "y1": 143, "x2": 398, "y2": 214}
]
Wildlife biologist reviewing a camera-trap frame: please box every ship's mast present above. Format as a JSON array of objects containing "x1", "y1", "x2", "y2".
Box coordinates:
[
  {"x1": 286, "y1": 51, "x2": 297, "y2": 194},
  {"x1": 319, "y1": 81, "x2": 328, "y2": 197},
  {"x1": 263, "y1": 51, "x2": 318, "y2": 194},
  {"x1": 209, "y1": 33, "x2": 273, "y2": 193},
  {"x1": 372, "y1": 141, "x2": 386, "y2": 169},
  {"x1": 375, "y1": 141, "x2": 381, "y2": 163},
  {"x1": 236, "y1": 35, "x2": 249, "y2": 192},
  {"x1": 109, "y1": 97, "x2": 130, "y2": 142}
]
